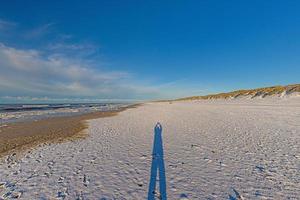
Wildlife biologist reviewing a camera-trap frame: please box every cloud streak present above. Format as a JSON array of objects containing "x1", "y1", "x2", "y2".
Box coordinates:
[
  {"x1": 0, "y1": 43, "x2": 162, "y2": 101},
  {"x1": 24, "y1": 23, "x2": 55, "y2": 39},
  {"x1": 0, "y1": 20, "x2": 202, "y2": 102},
  {"x1": 0, "y1": 19, "x2": 16, "y2": 31}
]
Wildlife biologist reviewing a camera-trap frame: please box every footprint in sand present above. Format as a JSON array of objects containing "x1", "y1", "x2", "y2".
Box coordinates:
[
  {"x1": 0, "y1": 182, "x2": 6, "y2": 189},
  {"x1": 58, "y1": 176, "x2": 65, "y2": 184},
  {"x1": 75, "y1": 191, "x2": 84, "y2": 200},
  {"x1": 137, "y1": 182, "x2": 143, "y2": 187},
  {"x1": 140, "y1": 154, "x2": 147, "y2": 160},
  {"x1": 47, "y1": 161, "x2": 55, "y2": 169},
  {"x1": 83, "y1": 174, "x2": 89, "y2": 187},
  {"x1": 6, "y1": 153, "x2": 17, "y2": 166},
  {"x1": 0, "y1": 182, "x2": 22, "y2": 199},
  {"x1": 75, "y1": 165, "x2": 83, "y2": 175},
  {"x1": 170, "y1": 186, "x2": 177, "y2": 192},
  {"x1": 43, "y1": 172, "x2": 51, "y2": 178},
  {"x1": 57, "y1": 190, "x2": 68, "y2": 199},
  {"x1": 12, "y1": 169, "x2": 21, "y2": 175},
  {"x1": 179, "y1": 193, "x2": 189, "y2": 200},
  {"x1": 90, "y1": 156, "x2": 97, "y2": 164},
  {"x1": 2, "y1": 191, "x2": 23, "y2": 199},
  {"x1": 191, "y1": 144, "x2": 201, "y2": 149},
  {"x1": 169, "y1": 164, "x2": 177, "y2": 169},
  {"x1": 229, "y1": 188, "x2": 244, "y2": 200}
]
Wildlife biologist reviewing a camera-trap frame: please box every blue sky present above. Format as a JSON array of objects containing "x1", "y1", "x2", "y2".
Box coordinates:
[{"x1": 0, "y1": 1, "x2": 299, "y2": 102}]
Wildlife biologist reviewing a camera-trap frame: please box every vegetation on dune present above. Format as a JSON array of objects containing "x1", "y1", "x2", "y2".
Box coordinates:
[{"x1": 176, "y1": 84, "x2": 300, "y2": 101}]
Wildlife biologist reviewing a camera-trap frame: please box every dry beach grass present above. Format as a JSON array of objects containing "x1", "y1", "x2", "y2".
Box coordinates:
[{"x1": 177, "y1": 83, "x2": 300, "y2": 100}]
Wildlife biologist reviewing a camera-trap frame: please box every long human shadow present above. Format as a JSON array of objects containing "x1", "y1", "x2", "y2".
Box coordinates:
[{"x1": 147, "y1": 123, "x2": 167, "y2": 200}]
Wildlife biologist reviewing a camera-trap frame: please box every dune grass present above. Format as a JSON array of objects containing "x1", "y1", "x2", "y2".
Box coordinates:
[{"x1": 176, "y1": 84, "x2": 300, "y2": 101}]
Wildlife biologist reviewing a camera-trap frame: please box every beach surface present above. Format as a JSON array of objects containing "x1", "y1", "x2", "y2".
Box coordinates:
[
  {"x1": 0, "y1": 98, "x2": 299, "y2": 199},
  {"x1": 0, "y1": 104, "x2": 137, "y2": 158},
  {"x1": 0, "y1": 111, "x2": 118, "y2": 158}
]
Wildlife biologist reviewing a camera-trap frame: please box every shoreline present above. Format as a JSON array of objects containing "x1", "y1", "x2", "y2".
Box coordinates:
[{"x1": 0, "y1": 104, "x2": 140, "y2": 158}]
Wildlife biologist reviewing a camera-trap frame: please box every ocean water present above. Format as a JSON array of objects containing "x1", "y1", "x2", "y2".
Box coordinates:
[{"x1": 0, "y1": 103, "x2": 127, "y2": 124}]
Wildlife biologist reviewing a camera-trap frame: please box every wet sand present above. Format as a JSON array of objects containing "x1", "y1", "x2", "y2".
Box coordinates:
[{"x1": 0, "y1": 104, "x2": 139, "y2": 157}]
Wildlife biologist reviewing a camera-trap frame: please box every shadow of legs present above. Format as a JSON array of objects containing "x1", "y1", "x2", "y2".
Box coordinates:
[{"x1": 148, "y1": 123, "x2": 167, "y2": 200}]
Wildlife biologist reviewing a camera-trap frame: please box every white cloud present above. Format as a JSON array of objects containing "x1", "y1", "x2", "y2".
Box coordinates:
[
  {"x1": 0, "y1": 20, "x2": 203, "y2": 102},
  {"x1": 48, "y1": 43, "x2": 98, "y2": 51},
  {"x1": 24, "y1": 23, "x2": 55, "y2": 38},
  {"x1": 0, "y1": 19, "x2": 16, "y2": 31},
  {"x1": 0, "y1": 43, "x2": 161, "y2": 100},
  {"x1": 46, "y1": 42, "x2": 100, "y2": 58}
]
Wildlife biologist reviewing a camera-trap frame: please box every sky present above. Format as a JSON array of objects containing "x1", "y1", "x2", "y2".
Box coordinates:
[{"x1": 0, "y1": 0, "x2": 300, "y2": 103}]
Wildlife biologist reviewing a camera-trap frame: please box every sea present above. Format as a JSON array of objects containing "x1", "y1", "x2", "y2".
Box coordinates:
[{"x1": 0, "y1": 103, "x2": 127, "y2": 124}]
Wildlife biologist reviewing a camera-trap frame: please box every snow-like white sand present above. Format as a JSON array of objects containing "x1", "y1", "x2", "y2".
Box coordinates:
[{"x1": 1, "y1": 98, "x2": 300, "y2": 199}]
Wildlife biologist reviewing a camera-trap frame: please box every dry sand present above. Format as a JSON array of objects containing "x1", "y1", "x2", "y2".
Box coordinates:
[{"x1": 0, "y1": 99, "x2": 299, "y2": 199}]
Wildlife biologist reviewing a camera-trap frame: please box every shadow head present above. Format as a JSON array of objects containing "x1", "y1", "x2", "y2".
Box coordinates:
[{"x1": 155, "y1": 122, "x2": 162, "y2": 132}]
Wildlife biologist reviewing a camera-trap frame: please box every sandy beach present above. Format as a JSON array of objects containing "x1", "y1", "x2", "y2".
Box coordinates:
[
  {"x1": 0, "y1": 104, "x2": 139, "y2": 158},
  {"x1": 0, "y1": 98, "x2": 299, "y2": 199},
  {"x1": 2, "y1": 1, "x2": 300, "y2": 199}
]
